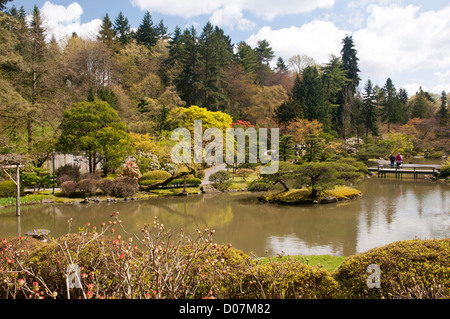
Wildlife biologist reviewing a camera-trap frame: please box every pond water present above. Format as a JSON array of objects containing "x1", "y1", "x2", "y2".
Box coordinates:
[{"x1": 1, "y1": 176, "x2": 449, "y2": 258}]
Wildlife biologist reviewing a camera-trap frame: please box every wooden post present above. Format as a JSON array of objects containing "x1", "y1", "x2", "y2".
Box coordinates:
[{"x1": 16, "y1": 164, "x2": 20, "y2": 217}]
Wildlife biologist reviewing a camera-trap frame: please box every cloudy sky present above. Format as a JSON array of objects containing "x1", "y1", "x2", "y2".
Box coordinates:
[{"x1": 10, "y1": 0, "x2": 450, "y2": 96}]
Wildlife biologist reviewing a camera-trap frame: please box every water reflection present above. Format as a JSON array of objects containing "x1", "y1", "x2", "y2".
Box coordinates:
[{"x1": 0, "y1": 178, "x2": 449, "y2": 257}]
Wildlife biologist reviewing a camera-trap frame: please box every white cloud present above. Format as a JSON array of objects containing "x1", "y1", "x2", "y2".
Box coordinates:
[
  {"x1": 40, "y1": 1, "x2": 101, "y2": 42},
  {"x1": 246, "y1": 21, "x2": 349, "y2": 66},
  {"x1": 247, "y1": 3, "x2": 450, "y2": 94},
  {"x1": 353, "y1": 4, "x2": 450, "y2": 79},
  {"x1": 210, "y1": 5, "x2": 256, "y2": 31},
  {"x1": 131, "y1": 0, "x2": 334, "y2": 27}
]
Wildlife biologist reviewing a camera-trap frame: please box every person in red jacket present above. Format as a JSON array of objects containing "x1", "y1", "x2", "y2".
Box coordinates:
[{"x1": 395, "y1": 153, "x2": 403, "y2": 168}]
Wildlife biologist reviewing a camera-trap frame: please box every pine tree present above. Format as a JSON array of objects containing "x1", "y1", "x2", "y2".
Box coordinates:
[
  {"x1": 0, "y1": 0, "x2": 12, "y2": 12},
  {"x1": 135, "y1": 11, "x2": 158, "y2": 49},
  {"x1": 410, "y1": 87, "x2": 432, "y2": 119},
  {"x1": 156, "y1": 20, "x2": 168, "y2": 40},
  {"x1": 254, "y1": 39, "x2": 275, "y2": 85},
  {"x1": 113, "y1": 12, "x2": 131, "y2": 45},
  {"x1": 340, "y1": 35, "x2": 360, "y2": 93},
  {"x1": 438, "y1": 91, "x2": 448, "y2": 125},
  {"x1": 275, "y1": 57, "x2": 289, "y2": 72},
  {"x1": 176, "y1": 26, "x2": 201, "y2": 106},
  {"x1": 361, "y1": 79, "x2": 378, "y2": 136},
  {"x1": 292, "y1": 66, "x2": 328, "y2": 124},
  {"x1": 336, "y1": 35, "x2": 360, "y2": 138},
  {"x1": 198, "y1": 23, "x2": 232, "y2": 111},
  {"x1": 98, "y1": 14, "x2": 116, "y2": 45},
  {"x1": 236, "y1": 41, "x2": 257, "y2": 74},
  {"x1": 22, "y1": 5, "x2": 48, "y2": 153}
]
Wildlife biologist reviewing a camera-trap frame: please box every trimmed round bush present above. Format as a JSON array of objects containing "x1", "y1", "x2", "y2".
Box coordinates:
[
  {"x1": 247, "y1": 180, "x2": 273, "y2": 191},
  {"x1": 77, "y1": 179, "x2": 99, "y2": 196},
  {"x1": 140, "y1": 170, "x2": 172, "y2": 182},
  {"x1": 333, "y1": 239, "x2": 450, "y2": 299},
  {"x1": 78, "y1": 173, "x2": 102, "y2": 181},
  {"x1": 252, "y1": 261, "x2": 340, "y2": 299},
  {"x1": 56, "y1": 164, "x2": 80, "y2": 181},
  {"x1": 56, "y1": 174, "x2": 76, "y2": 186},
  {"x1": 0, "y1": 180, "x2": 16, "y2": 198},
  {"x1": 60, "y1": 180, "x2": 77, "y2": 196},
  {"x1": 113, "y1": 176, "x2": 139, "y2": 197},
  {"x1": 98, "y1": 179, "x2": 114, "y2": 196}
]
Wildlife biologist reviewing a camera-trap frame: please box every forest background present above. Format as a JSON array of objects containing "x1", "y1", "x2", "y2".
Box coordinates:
[{"x1": 0, "y1": 0, "x2": 448, "y2": 178}]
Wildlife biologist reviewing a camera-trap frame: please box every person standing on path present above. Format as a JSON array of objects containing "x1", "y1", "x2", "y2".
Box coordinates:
[
  {"x1": 390, "y1": 154, "x2": 396, "y2": 168},
  {"x1": 395, "y1": 153, "x2": 403, "y2": 168}
]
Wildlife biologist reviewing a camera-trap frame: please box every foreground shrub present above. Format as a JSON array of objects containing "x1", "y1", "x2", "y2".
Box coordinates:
[
  {"x1": 250, "y1": 260, "x2": 339, "y2": 299},
  {"x1": 333, "y1": 238, "x2": 450, "y2": 298},
  {"x1": 56, "y1": 164, "x2": 80, "y2": 184},
  {"x1": 0, "y1": 215, "x2": 340, "y2": 300},
  {"x1": 60, "y1": 181, "x2": 77, "y2": 196},
  {"x1": 0, "y1": 181, "x2": 16, "y2": 198},
  {"x1": 76, "y1": 179, "x2": 99, "y2": 196},
  {"x1": 98, "y1": 179, "x2": 114, "y2": 196},
  {"x1": 439, "y1": 164, "x2": 450, "y2": 179},
  {"x1": 112, "y1": 176, "x2": 139, "y2": 197}
]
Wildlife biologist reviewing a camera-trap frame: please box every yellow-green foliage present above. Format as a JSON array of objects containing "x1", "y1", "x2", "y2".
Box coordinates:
[
  {"x1": 261, "y1": 189, "x2": 312, "y2": 203},
  {"x1": 326, "y1": 186, "x2": 362, "y2": 200},
  {"x1": 260, "y1": 186, "x2": 361, "y2": 204},
  {"x1": 333, "y1": 239, "x2": 450, "y2": 299},
  {"x1": 139, "y1": 170, "x2": 172, "y2": 182}
]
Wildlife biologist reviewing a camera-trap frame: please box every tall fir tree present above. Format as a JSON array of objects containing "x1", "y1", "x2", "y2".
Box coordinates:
[
  {"x1": 97, "y1": 14, "x2": 116, "y2": 46},
  {"x1": 236, "y1": 41, "x2": 257, "y2": 75},
  {"x1": 361, "y1": 79, "x2": 378, "y2": 136},
  {"x1": 438, "y1": 91, "x2": 448, "y2": 125},
  {"x1": 254, "y1": 39, "x2": 275, "y2": 86},
  {"x1": 198, "y1": 23, "x2": 232, "y2": 111},
  {"x1": 135, "y1": 11, "x2": 158, "y2": 49},
  {"x1": 113, "y1": 12, "x2": 131, "y2": 45},
  {"x1": 23, "y1": 5, "x2": 48, "y2": 152},
  {"x1": 336, "y1": 35, "x2": 360, "y2": 138},
  {"x1": 176, "y1": 26, "x2": 201, "y2": 106}
]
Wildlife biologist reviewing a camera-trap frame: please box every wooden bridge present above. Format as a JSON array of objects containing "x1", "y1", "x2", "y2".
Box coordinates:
[{"x1": 368, "y1": 164, "x2": 441, "y2": 179}]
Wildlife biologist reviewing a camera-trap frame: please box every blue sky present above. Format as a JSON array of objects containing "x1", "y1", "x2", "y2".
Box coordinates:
[{"x1": 10, "y1": 0, "x2": 450, "y2": 97}]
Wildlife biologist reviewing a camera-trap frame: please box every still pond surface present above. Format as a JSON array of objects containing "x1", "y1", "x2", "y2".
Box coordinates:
[{"x1": 0, "y1": 178, "x2": 449, "y2": 257}]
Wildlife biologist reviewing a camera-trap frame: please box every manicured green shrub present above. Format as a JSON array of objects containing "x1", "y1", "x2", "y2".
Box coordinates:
[
  {"x1": 333, "y1": 239, "x2": 450, "y2": 299},
  {"x1": 139, "y1": 170, "x2": 172, "y2": 183},
  {"x1": 208, "y1": 170, "x2": 232, "y2": 191},
  {"x1": 0, "y1": 181, "x2": 17, "y2": 198},
  {"x1": 247, "y1": 180, "x2": 273, "y2": 191},
  {"x1": 251, "y1": 260, "x2": 340, "y2": 299},
  {"x1": 439, "y1": 165, "x2": 450, "y2": 179}
]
